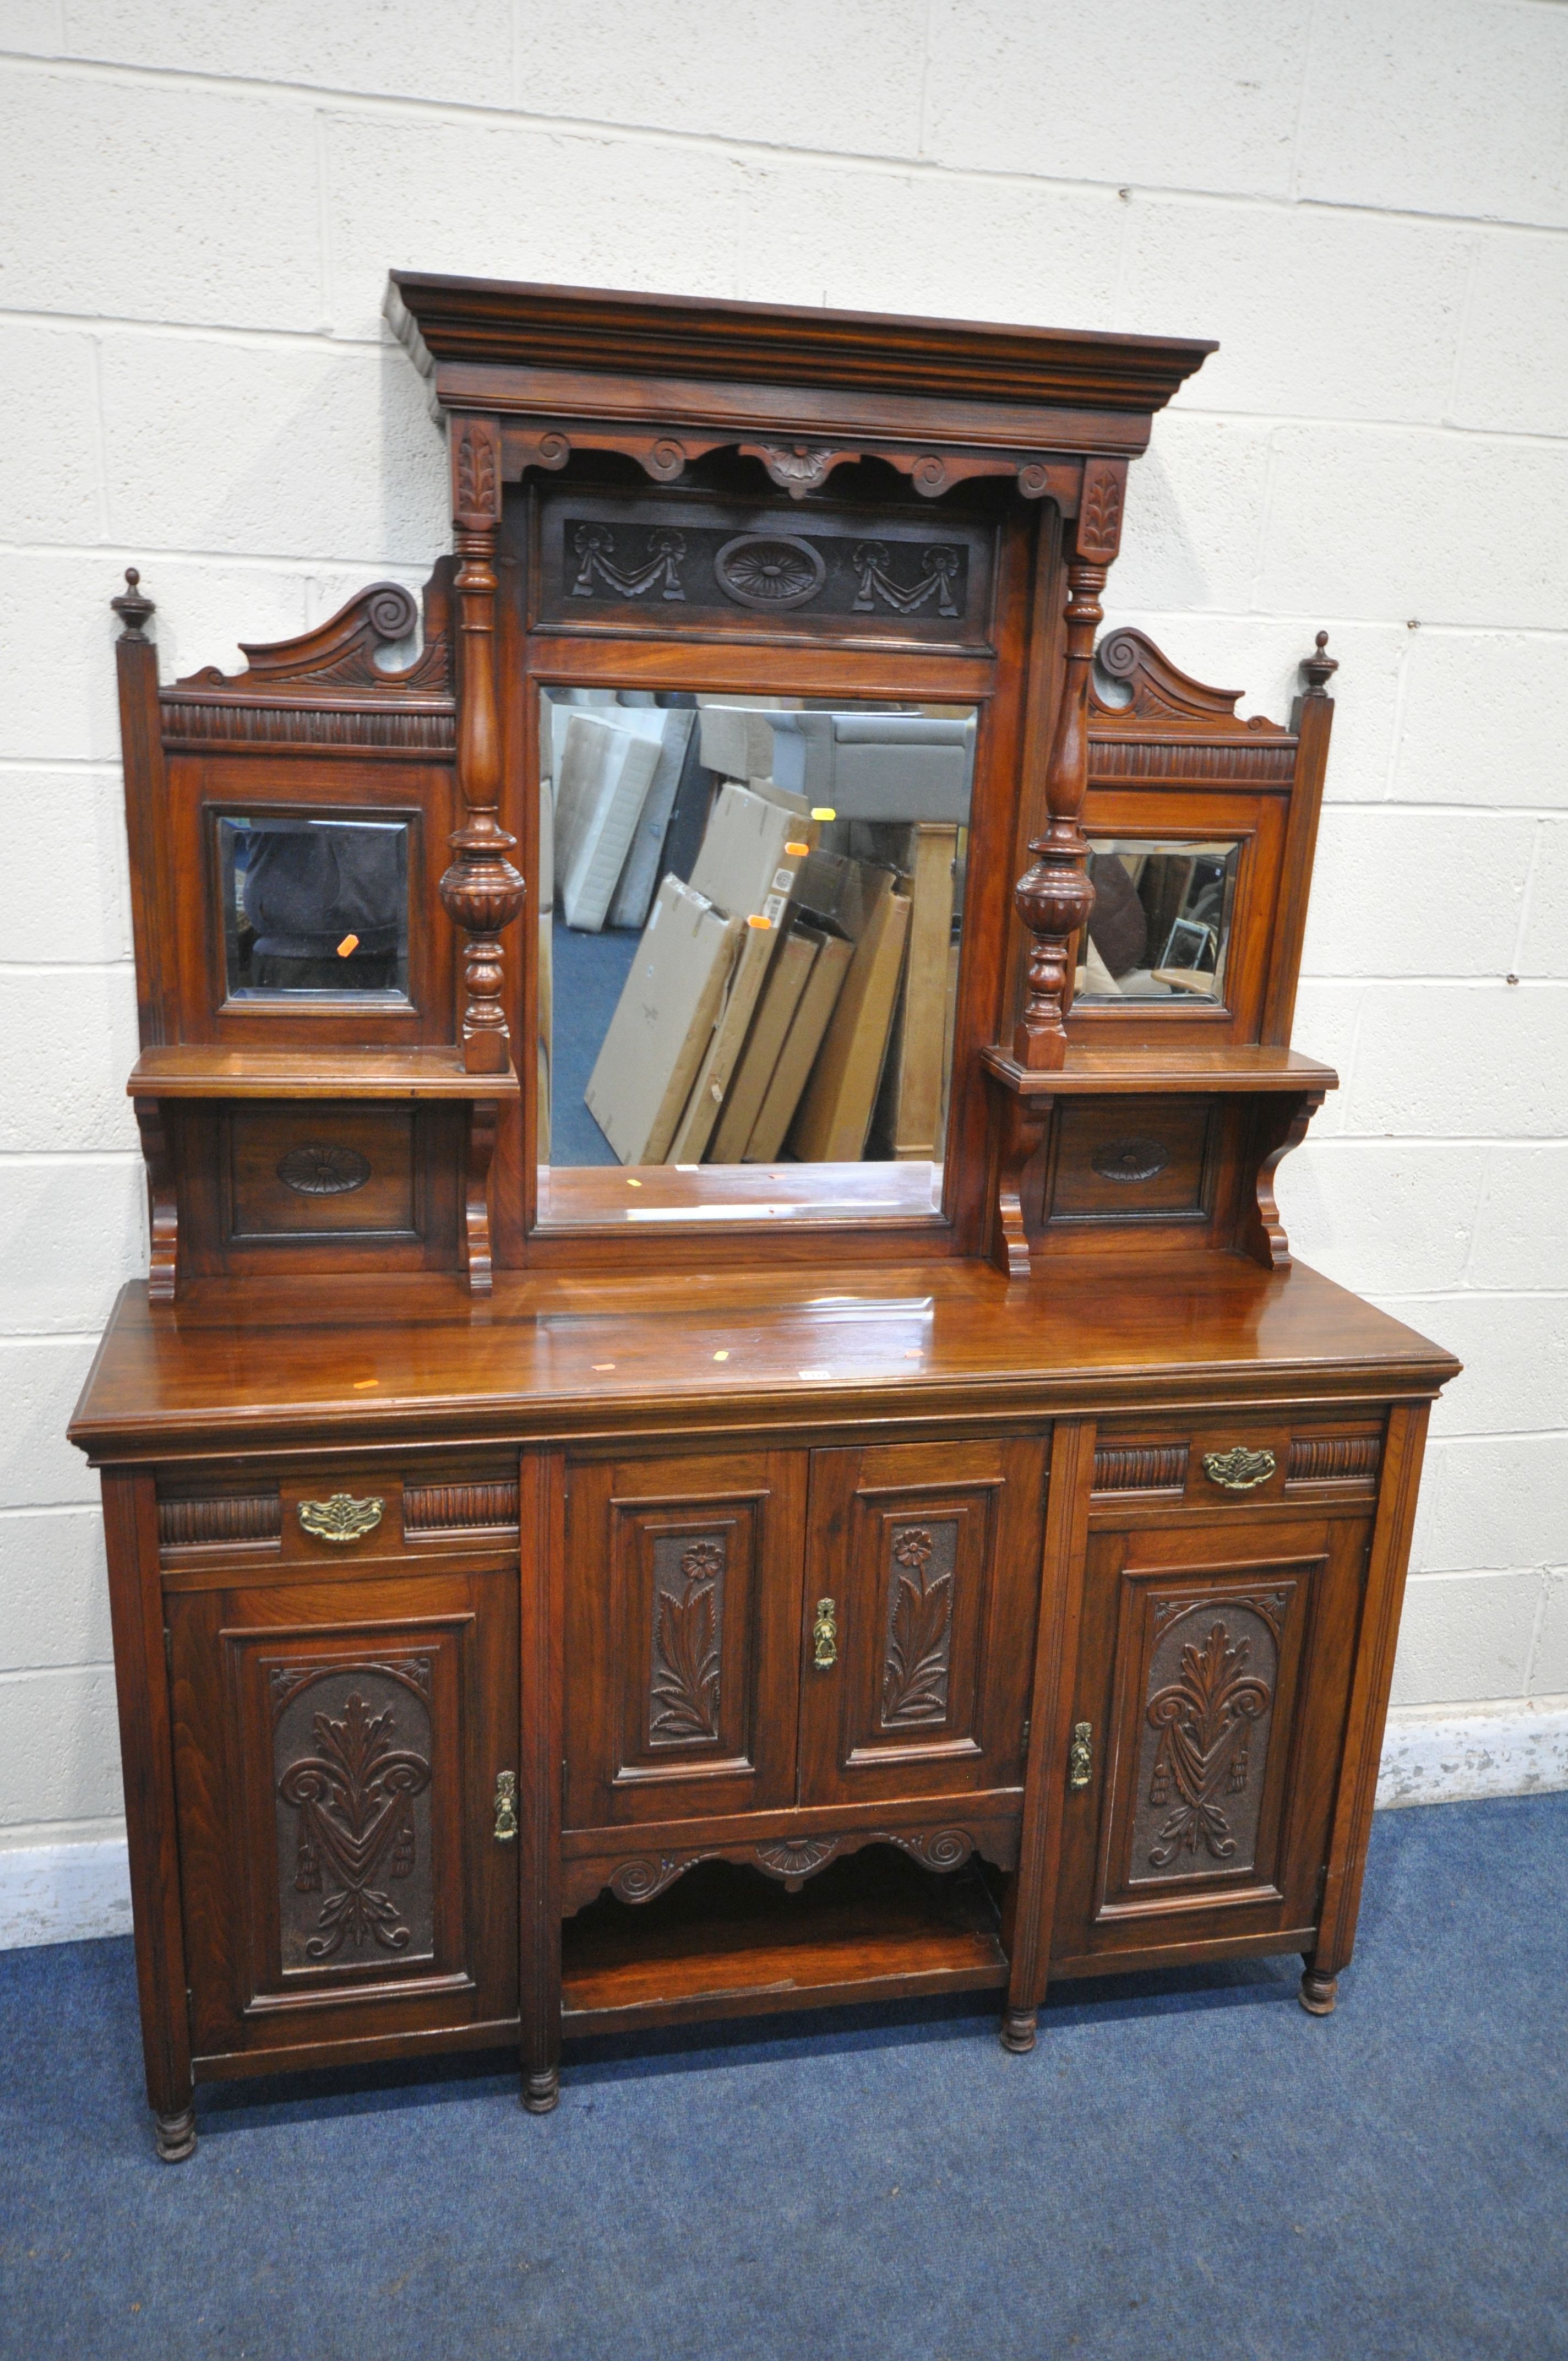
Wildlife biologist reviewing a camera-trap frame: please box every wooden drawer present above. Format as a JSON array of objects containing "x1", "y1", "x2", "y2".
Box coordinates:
[
  {"x1": 156, "y1": 1458, "x2": 521, "y2": 1576},
  {"x1": 1091, "y1": 1413, "x2": 1384, "y2": 1516}
]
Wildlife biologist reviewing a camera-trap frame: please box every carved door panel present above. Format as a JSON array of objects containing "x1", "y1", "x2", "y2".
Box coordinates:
[
  {"x1": 168, "y1": 1565, "x2": 518, "y2": 2062},
  {"x1": 563, "y1": 1449, "x2": 808, "y2": 1831},
  {"x1": 1052, "y1": 1513, "x2": 1369, "y2": 1974},
  {"x1": 796, "y1": 1438, "x2": 1046, "y2": 1808}
]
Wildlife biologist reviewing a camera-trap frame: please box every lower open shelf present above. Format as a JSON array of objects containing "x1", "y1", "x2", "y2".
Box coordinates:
[{"x1": 560, "y1": 1847, "x2": 1009, "y2": 2037}]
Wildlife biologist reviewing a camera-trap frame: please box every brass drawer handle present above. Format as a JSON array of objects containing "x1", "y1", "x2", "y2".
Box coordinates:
[
  {"x1": 1068, "y1": 1721, "x2": 1093, "y2": 1790},
  {"x1": 493, "y1": 1771, "x2": 519, "y2": 1842},
  {"x1": 812, "y1": 1598, "x2": 838, "y2": 1670},
  {"x1": 297, "y1": 1492, "x2": 384, "y2": 1543},
  {"x1": 1202, "y1": 1447, "x2": 1276, "y2": 1493}
]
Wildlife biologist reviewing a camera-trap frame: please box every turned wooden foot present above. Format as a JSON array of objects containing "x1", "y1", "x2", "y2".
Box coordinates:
[
  {"x1": 1299, "y1": 1966, "x2": 1338, "y2": 2016},
  {"x1": 154, "y1": 2104, "x2": 197, "y2": 2162},
  {"x1": 1000, "y1": 2006, "x2": 1037, "y2": 2054},
  {"x1": 522, "y1": 2067, "x2": 559, "y2": 2114}
]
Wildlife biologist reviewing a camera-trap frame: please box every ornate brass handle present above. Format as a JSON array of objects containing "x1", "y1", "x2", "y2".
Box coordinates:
[
  {"x1": 493, "y1": 1771, "x2": 518, "y2": 1842},
  {"x1": 1068, "y1": 1721, "x2": 1093, "y2": 1790},
  {"x1": 297, "y1": 1492, "x2": 384, "y2": 1543},
  {"x1": 812, "y1": 1598, "x2": 838, "y2": 1670},
  {"x1": 1202, "y1": 1446, "x2": 1276, "y2": 1493}
]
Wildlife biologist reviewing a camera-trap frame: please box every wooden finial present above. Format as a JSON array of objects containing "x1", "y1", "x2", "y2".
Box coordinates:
[
  {"x1": 1302, "y1": 629, "x2": 1337, "y2": 697},
  {"x1": 111, "y1": 566, "x2": 155, "y2": 640}
]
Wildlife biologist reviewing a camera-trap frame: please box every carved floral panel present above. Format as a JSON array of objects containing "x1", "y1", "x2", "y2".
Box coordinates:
[
  {"x1": 271, "y1": 1658, "x2": 435, "y2": 1970},
  {"x1": 1126, "y1": 1595, "x2": 1285, "y2": 1887},
  {"x1": 648, "y1": 1530, "x2": 727, "y2": 1749},
  {"x1": 879, "y1": 1519, "x2": 959, "y2": 1729}
]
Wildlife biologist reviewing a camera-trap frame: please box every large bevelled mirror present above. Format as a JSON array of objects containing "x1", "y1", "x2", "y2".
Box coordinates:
[{"x1": 537, "y1": 689, "x2": 975, "y2": 1212}]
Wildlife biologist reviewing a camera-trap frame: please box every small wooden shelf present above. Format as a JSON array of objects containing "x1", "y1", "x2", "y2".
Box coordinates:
[
  {"x1": 982, "y1": 1044, "x2": 1338, "y2": 1098},
  {"x1": 560, "y1": 1851, "x2": 1009, "y2": 2037},
  {"x1": 127, "y1": 1046, "x2": 520, "y2": 1100}
]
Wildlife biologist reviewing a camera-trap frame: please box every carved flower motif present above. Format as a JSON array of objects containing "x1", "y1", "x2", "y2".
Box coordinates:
[
  {"x1": 892, "y1": 1527, "x2": 934, "y2": 1570},
  {"x1": 680, "y1": 1538, "x2": 725, "y2": 1582}
]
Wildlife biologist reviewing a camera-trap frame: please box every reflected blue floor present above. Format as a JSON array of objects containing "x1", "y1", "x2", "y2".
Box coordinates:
[
  {"x1": 2, "y1": 1794, "x2": 1565, "y2": 2359},
  {"x1": 547, "y1": 915, "x2": 640, "y2": 1166}
]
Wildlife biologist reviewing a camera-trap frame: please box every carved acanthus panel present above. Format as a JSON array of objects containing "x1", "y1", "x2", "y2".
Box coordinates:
[
  {"x1": 649, "y1": 1532, "x2": 726, "y2": 1748},
  {"x1": 271, "y1": 1658, "x2": 436, "y2": 1971},
  {"x1": 880, "y1": 1520, "x2": 959, "y2": 1728},
  {"x1": 537, "y1": 492, "x2": 994, "y2": 645}
]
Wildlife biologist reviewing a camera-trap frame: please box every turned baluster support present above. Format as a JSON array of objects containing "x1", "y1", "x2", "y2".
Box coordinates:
[
  {"x1": 440, "y1": 418, "x2": 526, "y2": 1077},
  {"x1": 1012, "y1": 459, "x2": 1126, "y2": 1070}
]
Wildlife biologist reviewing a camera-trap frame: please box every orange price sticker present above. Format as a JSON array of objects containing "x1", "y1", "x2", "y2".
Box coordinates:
[{"x1": 336, "y1": 933, "x2": 360, "y2": 958}]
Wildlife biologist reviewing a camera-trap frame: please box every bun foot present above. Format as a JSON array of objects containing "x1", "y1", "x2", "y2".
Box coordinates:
[
  {"x1": 522, "y1": 2068, "x2": 559, "y2": 2114},
  {"x1": 1000, "y1": 2007, "x2": 1037, "y2": 2054},
  {"x1": 1299, "y1": 1967, "x2": 1338, "y2": 2016},
  {"x1": 154, "y1": 2105, "x2": 197, "y2": 2162}
]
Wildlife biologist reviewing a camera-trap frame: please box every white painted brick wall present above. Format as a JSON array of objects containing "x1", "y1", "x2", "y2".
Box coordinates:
[{"x1": 2, "y1": 1, "x2": 1564, "y2": 1879}]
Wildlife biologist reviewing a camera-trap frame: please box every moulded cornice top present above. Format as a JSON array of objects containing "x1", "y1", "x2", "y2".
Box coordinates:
[{"x1": 386, "y1": 271, "x2": 1216, "y2": 418}]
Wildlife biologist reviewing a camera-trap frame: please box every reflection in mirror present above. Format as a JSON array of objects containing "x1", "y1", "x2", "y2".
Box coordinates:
[
  {"x1": 538, "y1": 691, "x2": 975, "y2": 1183},
  {"x1": 1075, "y1": 839, "x2": 1240, "y2": 1004},
  {"x1": 219, "y1": 815, "x2": 410, "y2": 998}
]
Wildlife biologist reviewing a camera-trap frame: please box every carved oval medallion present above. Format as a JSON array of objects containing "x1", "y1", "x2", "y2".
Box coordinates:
[
  {"x1": 277, "y1": 1144, "x2": 372, "y2": 1196},
  {"x1": 1091, "y1": 1136, "x2": 1170, "y2": 1184},
  {"x1": 714, "y1": 532, "x2": 827, "y2": 610}
]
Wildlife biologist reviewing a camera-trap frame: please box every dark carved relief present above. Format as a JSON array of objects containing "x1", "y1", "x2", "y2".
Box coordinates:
[
  {"x1": 714, "y1": 532, "x2": 826, "y2": 610},
  {"x1": 1076, "y1": 460, "x2": 1125, "y2": 562},
  {"x1": 402, "y1": 1478, "x2": 520, "y2": 1536},
  {"x1": 1287, "y1": 1435, "x2": 1380, "y2": 1486},
  {"x1": 881, "y1": 1521, "x2": 957, "y2": 1727},
  {"x1": 276, "y1": 1144, "x2": 372, "y2": 1196},
  {"x1": 157, "y1": 1492, "x2": 282, "y2": 1549},
  {"x1": 554, "y1": 512, "x2": 977, "y2": 631},
  {"x1": 755, "y1": 1836, "x2": 840, "y2": 1886},
  {"x1": 571, "y1": 524, "x2": 688, "y2": 602},
  {"x1": 1091, "y1": 1138, "x2": 1170, "y2": 1184},
  {"x1": 1134, "y1": 1598, "x2": 1283, "y2": 1879},
  {"x1": 273, "y1": 1667, "x2": 434, "y2": 1965},
  {"x1": 579, "y1": 1824, "x2": 995, "y2": 1913},
  {"x1": 851, "y1": 541, "x2": 960, "y2": 617},
  {"x1": 649, "y1": 1535, "x2": 725, "y2": 1745},
  {"x1": 1092, "y1": 1444, "x2": 1189, "y2": 1495}
]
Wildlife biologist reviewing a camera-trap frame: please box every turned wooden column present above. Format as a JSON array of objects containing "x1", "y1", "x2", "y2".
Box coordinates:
[
  {"x1": 1012, "y1": 459, "x2": 1126, "y2": 1069},
  {"x1": 440, "y1": 416, "x2": 526, "y2": 1075}
]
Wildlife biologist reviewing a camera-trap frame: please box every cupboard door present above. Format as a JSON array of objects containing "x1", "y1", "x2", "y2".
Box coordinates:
[
  {"x1": 797, "y1": 1438, "x2": 1046, "y2": 1808},
  {"x1": 1052, "y1": 1513, "x2": 1368, "y2": 1974},
  {"x1": 168, "y1": 1565, "x2": 518, "y2": 2062},
  {"x1": 563, "y1": 1449, "x2": 807, "y2": 1830}
]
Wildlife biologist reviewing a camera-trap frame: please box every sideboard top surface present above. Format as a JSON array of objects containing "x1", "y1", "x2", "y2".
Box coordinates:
[{"x1": 70, "y1": 1256, "x2": 1460, "y2": 1465}]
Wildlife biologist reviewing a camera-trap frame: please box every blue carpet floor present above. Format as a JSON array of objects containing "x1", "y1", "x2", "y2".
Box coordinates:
[{"x1": 1, "y1": 1793, "x2": 1564, "y2": 2360}]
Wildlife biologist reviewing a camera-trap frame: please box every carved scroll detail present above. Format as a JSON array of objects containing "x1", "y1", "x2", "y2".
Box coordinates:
[{"x1": 133, "y1": 1096, "x2": 178, "y2": 1303}]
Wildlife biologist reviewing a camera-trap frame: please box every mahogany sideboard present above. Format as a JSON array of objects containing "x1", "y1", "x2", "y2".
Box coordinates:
[{"x1": 69, "y1": 275, "x2": 1458, "y2": 2159}]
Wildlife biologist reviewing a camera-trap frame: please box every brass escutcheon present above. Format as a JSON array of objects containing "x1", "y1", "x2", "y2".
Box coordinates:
[
  {"x1": 1068, "y1": 1721, "x2": 1093, "y2": 1790},
  {"x1": 1202, "y1": 1446, "x2": 1277, "y2": 1493},
  {"x1": 493, "y1": 1770, "x2": 519, "y2": 1842},
  {"x1": 297, "y1": 1492, "x2": 384, "y2": 1543},
  {"x1": 812, "y1": 1597, "x2": 838, "y2": 1670}
]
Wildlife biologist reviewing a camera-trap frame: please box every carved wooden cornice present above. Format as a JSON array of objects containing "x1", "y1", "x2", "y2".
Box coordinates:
[{"x1": 387, "y1": 272, "x2": 1215, "y2": 417}]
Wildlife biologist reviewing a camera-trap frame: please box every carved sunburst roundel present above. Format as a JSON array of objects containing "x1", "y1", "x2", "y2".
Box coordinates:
[
  {"x1": 714, "y1": 532, "x2": 827, "y2": 610},
  {"x1": 277, "y1": 1143, "x2": 372, "y2": 1196}
]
